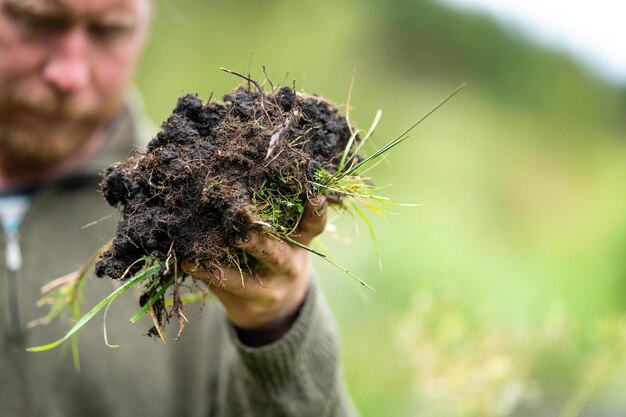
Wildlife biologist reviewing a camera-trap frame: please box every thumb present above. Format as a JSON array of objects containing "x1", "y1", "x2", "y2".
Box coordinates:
[{"x1": 292, "y1": 195, "x2": 327, "y2": 245}]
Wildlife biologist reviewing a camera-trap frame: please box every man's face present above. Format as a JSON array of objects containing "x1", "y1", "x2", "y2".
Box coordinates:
[{"x1": 0, "y1": 0, "x2": 150, "y2": 171}]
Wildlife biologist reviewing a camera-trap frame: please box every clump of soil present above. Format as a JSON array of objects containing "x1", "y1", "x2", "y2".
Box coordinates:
[{"x1": 95, "y1": 84, "x2": 358, "y2": 286}]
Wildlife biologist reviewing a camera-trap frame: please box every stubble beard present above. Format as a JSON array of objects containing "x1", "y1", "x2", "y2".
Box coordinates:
[
  {"x1": 0, "y1": 123, "x2": 95, "y2": 171},
  {"x1": 0, "y1": 88, "x2": 119, "y2": 175}
]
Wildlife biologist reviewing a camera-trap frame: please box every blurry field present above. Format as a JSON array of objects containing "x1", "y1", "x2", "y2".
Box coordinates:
[{"x1": 136, "y1": 0, "x2": 626, "y2": 415}]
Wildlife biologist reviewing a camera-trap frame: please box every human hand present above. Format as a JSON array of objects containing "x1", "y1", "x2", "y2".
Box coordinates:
[{"x1": 182, "y1": 196, "x2": 328, "y2": 341}]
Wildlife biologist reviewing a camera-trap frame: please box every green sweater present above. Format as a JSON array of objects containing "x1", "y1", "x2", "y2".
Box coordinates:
[{"x1": 0, "y1": 104, "x2": 359, "y2": 417}]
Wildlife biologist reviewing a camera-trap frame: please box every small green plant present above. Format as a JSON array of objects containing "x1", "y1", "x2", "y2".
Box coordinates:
[{"x1": 252, "y1": 177, "x2": 306, "y2": 235}]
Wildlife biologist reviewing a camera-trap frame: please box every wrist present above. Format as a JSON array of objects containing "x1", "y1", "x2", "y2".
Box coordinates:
[
  {"x1": 222, "y1": 271, "x2": 311, "y2": 330},
  {"x1": 233, "y1": 299, "x2": 305, "y2": 347}
]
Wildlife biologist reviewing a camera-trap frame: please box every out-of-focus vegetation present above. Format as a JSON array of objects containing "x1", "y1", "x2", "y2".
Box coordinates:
[
  {"x1": 136, "y1": 0, "x2": 626, "y2": 415},
  {"x1": 397, "y1": 291, "x2": 626, "y2": 417}
]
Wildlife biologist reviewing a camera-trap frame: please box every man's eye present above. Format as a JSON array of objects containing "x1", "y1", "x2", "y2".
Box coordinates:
[
  {"x1": 88, "y1": 23, "x2": 133, "y2": 43},
  {"x1": 3, "y1": 6, "x2": 69, "y2": 35},
  {"x1": 27, "y1": 16, "x2": 68, "y2": 34}
]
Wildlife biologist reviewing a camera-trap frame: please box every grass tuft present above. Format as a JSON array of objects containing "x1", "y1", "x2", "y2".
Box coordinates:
[{"x1": 27, "y1": 257, "x2": 162, "y2": 353}]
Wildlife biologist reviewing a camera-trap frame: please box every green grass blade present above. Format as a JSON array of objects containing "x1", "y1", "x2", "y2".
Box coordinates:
[
  {"x1": 352, "y1": 202, "x2": 383, "y2": 273},
  {"x1": 280, "y1": 234, "x2": 328, "y2": 258},
  {"x1": 102, "y1": 297, "x2": 120, "y2": 349},
  {"x1": 356, "y1": 153, "x2": 388, "y2": 177},
  {"x1": 341, "y1": 83, "x2": 466, "y2": 179},
  {"x1": 342, "y1": 136, "x2": 407, "y2": 179},
  {"x1": 129, "y1": 278, "x2": 174, "y2": 324},
  {"x1": 71, "y1": 303, "x2": 81, "y2": 371},
  {"x1": 309, "y1": 181, "x2": 374, "y2": 198},
  {"x1": 280, "y1": 235, "x2": 375, "y2": 291},
  {"x1": 370, "y1": 196, "x2": 421, "y2": 207},
  {"x1": 384, "y1": 83, "x2": 466, "y2": 153},
  {"x1": 26, "y1": 261, "x2": 162, "y2": 353},
  {"x1": 126, "y1": 274, "x2": 163, "y2": 325},
  {"x1": 337, "y1": 130, "x2": 360, "y2": 174},
  {"x1": 311, "y1": 239, "x2": 373, "y2": 304},
  {"x1": 351, "y1": 109, "x2": 382, "y2": 162},
  {"x1": 102, "y1": 267, "x2": 159, "y2": 348}
]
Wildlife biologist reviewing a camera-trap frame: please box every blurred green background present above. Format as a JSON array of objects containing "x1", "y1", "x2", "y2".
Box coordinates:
[{"x1": 135, "y1": 0, "x2": 626, "y2": 415}]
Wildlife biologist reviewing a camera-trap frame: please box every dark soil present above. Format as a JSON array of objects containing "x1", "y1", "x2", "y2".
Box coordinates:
[{"x1": 95, "y1": 84, "x2": 358, "y2": 286}]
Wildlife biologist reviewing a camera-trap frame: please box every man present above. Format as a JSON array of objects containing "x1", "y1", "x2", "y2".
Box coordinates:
[{"x1": 0, "y1": 0, "x2": 358, "y2": 416}]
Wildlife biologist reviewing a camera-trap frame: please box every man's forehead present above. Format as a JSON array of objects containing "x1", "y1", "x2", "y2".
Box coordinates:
[{"x1": 3, "y1": 0, "x2": 147, "y2": 17}]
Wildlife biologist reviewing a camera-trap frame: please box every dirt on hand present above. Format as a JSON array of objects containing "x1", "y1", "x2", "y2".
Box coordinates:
[{"x1": 95, "y1": 83, "x2": 358, "y2": 284}]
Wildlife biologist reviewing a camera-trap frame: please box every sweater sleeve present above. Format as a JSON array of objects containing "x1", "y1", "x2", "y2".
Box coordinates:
[{"x1": 215, "y1": 279, "x2": 360, "y2": 417}]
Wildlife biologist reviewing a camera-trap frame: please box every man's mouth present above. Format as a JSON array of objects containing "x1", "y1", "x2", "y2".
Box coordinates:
[{"x1": 9, "y1": 104, "x2": 87, "y2": 127}]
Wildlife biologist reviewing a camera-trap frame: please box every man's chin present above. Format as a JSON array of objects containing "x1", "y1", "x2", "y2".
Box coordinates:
[{"x1": 0, "y1": 127, "x2": 96, "y2": 174}]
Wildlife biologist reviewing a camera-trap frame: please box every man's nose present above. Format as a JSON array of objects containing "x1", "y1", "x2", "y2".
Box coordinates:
[{"x1": 42, "y1": 28, "x2": 91, "y2": 94}]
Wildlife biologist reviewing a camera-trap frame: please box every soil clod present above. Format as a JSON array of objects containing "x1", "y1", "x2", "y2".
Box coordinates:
[{"x1": 96, "y1": 85, "x2": 358, "y2": 291}]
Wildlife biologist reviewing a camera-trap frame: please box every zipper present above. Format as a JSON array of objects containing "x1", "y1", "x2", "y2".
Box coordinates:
[
  {"x1": 5, "y1": 232, "x2": 23, "y2": 333},
  {"x1": 1, "y1": 193, "x2": 32, "y2": 334}
]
